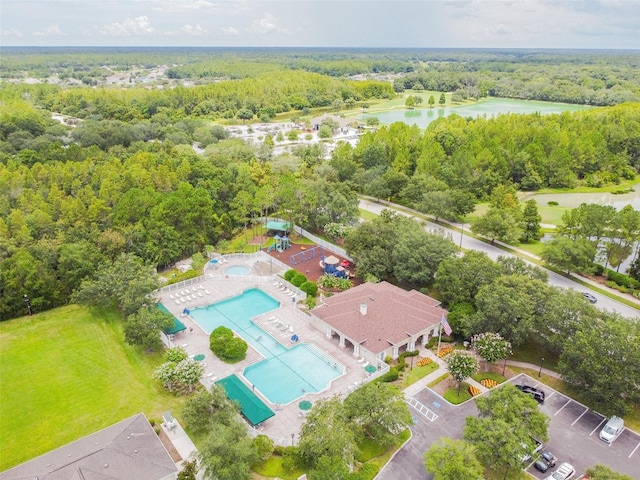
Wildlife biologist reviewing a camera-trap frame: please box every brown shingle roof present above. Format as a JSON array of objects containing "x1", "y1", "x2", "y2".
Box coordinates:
[{"x1": 311, "y1": 281, "x2": 445, "y2": 354}]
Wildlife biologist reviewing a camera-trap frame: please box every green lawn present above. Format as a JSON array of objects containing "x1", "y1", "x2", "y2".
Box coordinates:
[{"x1": 0, "y1": 305, "x2": 185, "y2": 471}]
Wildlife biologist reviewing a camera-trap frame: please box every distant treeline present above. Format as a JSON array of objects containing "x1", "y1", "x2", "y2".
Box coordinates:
[{"x1": 1, "y1": 48, "x2": 639, "y2": 105}]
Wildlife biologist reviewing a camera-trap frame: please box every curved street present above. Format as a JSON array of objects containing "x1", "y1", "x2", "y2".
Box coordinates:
[{"x1": 359, "y1": 197, "x2": 640, "y2": 320}]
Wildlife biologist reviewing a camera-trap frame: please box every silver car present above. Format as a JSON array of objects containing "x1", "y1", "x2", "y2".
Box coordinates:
[{"x1": 545, "y1": 462, "x2": 575, "y2": 480}]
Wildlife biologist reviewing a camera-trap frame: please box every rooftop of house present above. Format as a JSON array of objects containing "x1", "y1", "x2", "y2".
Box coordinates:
[
  {"x1": 0, "y1": 413, "x2": 177, "y2": 480},
  {"x1": 311, "y1": 281, "x2": 445, "y2": 354}
]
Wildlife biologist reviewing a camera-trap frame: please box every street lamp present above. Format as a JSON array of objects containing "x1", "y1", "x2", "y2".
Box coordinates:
[
  {"x1": 23, "y1": 294, "x2": 32, "y2": 316},
  {"x1": 502, "y1": 357, "x2": 508, "y2": 376},
  {"x1": 538, "y1": 357, "x2": 544, "y2": 377},
  {"x1": 291, "y1": 433, "x2": 295, "y2": 446}
]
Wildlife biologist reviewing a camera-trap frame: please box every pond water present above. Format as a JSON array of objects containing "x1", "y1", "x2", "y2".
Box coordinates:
[
  {"x1": 524, "y1": 185, "x2": 640, "y2": 211},
  {"x1": 361, "y1": 97, "x2": 593, "y2": 129}
]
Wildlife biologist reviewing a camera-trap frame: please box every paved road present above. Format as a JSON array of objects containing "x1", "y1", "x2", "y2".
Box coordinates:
[{"x1": 359, "y1": 199, "x2": 640, "y2": 319}]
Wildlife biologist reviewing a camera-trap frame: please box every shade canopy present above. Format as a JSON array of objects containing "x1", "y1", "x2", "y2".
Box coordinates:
[
  {"x1": 264, "y1": 221, "x2": 290, "y2": 232},
  {"x1": 298, "y1": 400, "x2": 312, "y2": 411},
  {"x1": 158, "y1": 304, "x2": 187, "y2": 335},
  {"x1": 324, "y1": 255, "x2": 340, "y2": 265},
  {"x1": 365, "y1": 365, "x2": 377, "y2": 373},
  {"x1": 215, "y1": 375, "x2": 275, "y2": 426},
  {"x1": 193, "y1": 354, "x2": 205, "y2": 362}
]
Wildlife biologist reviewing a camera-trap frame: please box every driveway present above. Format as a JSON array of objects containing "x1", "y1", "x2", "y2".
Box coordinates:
[{"x1": 377, "y1": 374, "x2": 640, "y2": 480}]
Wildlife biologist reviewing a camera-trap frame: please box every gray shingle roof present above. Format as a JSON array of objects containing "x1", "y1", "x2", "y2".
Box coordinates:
[
  {"x1": 311, "y1": 281, "x2": 446, "y2": 354},
  {"x1": 0, "y1": 414, "x2": 177, "y2": 480}
]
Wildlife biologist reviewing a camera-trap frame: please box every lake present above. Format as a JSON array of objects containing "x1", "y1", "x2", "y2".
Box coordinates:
[
  {"x1": 361, "y1": 97, "x2": 593, "y2": 129},
  {"x1": 523, "y1": 185, "x2": 640, "y2": 211}
]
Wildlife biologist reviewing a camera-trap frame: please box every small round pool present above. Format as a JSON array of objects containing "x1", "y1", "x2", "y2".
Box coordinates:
[{"x1": 224, "y1": 265, "x2": 251, "y2": 276}]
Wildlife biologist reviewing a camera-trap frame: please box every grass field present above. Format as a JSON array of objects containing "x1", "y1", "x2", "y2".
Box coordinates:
[{"x1": 0, "y1": 305, "x2": 185, "y2": 471}]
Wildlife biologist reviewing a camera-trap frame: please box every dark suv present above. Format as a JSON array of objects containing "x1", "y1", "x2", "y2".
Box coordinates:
[{"x1": 516, "y1": 384, "x2": 545, "y2": 404}]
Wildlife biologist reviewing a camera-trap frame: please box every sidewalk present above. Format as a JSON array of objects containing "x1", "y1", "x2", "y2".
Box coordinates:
[
  {"x1": 402, "y1": 350, "x2": 561, "y2": 400},
  {"x1": 160, "y1": 418, "x2": 198, "y2": 470}
]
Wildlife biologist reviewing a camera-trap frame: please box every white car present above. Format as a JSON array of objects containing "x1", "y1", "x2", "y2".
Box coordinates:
[
  {"x1": 545, "y1": 462, "x2": 575, "y2": 480},
  {"x1": 599, "y1": 416, "x2": 624, "y2": 444}
]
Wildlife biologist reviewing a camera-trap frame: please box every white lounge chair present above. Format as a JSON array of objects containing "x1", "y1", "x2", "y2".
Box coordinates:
[
  {"x1": 198, "y1": 285, "x2": 204, "y2": 290},
  {"x1": 357, "y1": 357, "x2": 365, "y2": 363},
  {"x1": 198, "y1": 292, "x2": 203, "y2": 297},
  {"x1": 169, "y1": 294, "x2": 174, "y2": 299},
  {"x1": 192, "y1": 287, "x2": 197, "y2": 293},
  {"x1": 175, "y1": 300, "x2": 180, "y2": 305},
  {"x1": 205, "y1": 289, "x2": 210, "y2": 295}
]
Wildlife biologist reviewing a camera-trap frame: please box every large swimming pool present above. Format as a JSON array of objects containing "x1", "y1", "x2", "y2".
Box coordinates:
[{"x1": 188, "y1": 288, "x2": 343, "y2": 404}]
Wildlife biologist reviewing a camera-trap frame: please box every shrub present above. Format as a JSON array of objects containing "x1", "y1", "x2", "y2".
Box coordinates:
[
  {"x1": 165, "y1": 346, "x2": 188, "y2": 363},
  {"x1": 284, "y1": 269, "x2": 297, "y2": 281},
  {"x1": 480, "y1": 378, "x2": 498, "y2": 388},
  {"x1": 607, "y1": 269, "x2": 640, "y2": 289},
  {"x1": 253, "y1": 435, "x2": 274, "y2": 461},
  {"x1": 547, "y1": 201, "x2": 559, "y2": 206},
  {"x1": 209, "y1": 326, "x2": 248, "y2": 362},
  {"x1": 291, "y1": 273, "x2": 308, "y2": 287},
  {"x1": 417, "y1": 357, "x2": 433, "y2": 367},
  {"x1": 223, "y1": 337, "x2": 248, "y2": 361},
  {"x1": 299, "y1": 281, "x2": 318, "y2": 297},
  {"x1": 377, "y1": 367, "x2": 399, "y2": 383},
  {"x1": 305, "y1": 295, "x2": 317, "y2": 310}
]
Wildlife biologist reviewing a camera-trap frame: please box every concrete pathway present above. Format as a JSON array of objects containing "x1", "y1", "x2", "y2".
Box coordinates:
[{"x1": 160, "y1": 418, "x2": 197, "y2": 469}]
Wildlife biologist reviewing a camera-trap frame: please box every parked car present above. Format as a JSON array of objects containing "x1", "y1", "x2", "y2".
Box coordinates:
[
  {"x1": 599, "y1": 415, "x2": 624, "y2": 444},
  {"x1": 545, "y1": 462, "x2": 575, "y2": 480},
  {"x1": 534, "y1": 451, "x2": 557, "y2": 472},
  {"x1": 581, "y1": 292, "x2": 597, "y2": 303},
  {"x1": 516, "y1": 384, "x2": 545, "y2": 403}
]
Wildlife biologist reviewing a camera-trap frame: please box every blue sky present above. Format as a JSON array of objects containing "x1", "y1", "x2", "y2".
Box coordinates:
[{"x1": 1, "y1": 0, "x2": 639, "y2": 49}]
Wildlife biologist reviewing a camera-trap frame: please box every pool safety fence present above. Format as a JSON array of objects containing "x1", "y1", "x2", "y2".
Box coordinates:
[
  {"x1": 294, "y1": 225, "x2": 352, "y2": 262},
  {"x1": 306, "y1": 344, "x2": 345, "y2": 375},
  {"x1": 156, "y1": 275, "x2": 206, "y2": 294}
]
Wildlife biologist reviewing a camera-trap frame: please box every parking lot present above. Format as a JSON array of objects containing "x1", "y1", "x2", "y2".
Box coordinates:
[
  {"x1": 377, "y1": 373, "x2": 640, "y2": 480},
  {"x1": 517, "y1": 375, "x2": 640, "y2": 478}
]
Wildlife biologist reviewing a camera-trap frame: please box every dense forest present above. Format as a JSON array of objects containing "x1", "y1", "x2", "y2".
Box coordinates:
[
  {"x1": 1, "y1": 48, "x2": 640, "y2": 321},
  {"x1": 2, "y1": 47, "x2": 639, "y2": 105}
]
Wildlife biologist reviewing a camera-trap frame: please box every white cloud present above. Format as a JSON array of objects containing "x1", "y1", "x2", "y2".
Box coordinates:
[
  {"x1": 167, "y1": 24, "x2": 208, "y2": 35},
  {"x1": 221, "y1": 26, "x2": 240, "y2": 36},
  {"x1": 33, "y1": 25, "x2": 65, "y2": 37},
  {"x1": 251, "y1": 12, "x2": 288, "y2": 35},
  {"x1": 149, "y1": 0, "x2": 248, "y2": 14},
  {"x1": 0, "y1": 28, "x2": 23, "y2": 37},
  {"x1": 99, "y1": 16, "x2": 155, "y2": 36}
]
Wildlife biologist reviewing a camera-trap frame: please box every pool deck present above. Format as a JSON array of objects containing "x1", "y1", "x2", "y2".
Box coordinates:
[{"x1": 158, "y1": 258, "x2": 371, "y2": 445}]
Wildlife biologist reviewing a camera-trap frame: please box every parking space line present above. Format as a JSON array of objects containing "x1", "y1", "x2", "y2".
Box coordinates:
[
  {"x1": 571, "y1": 406, "x2": 589, "y2": 426},
  {"x1": 554, "y1": 399, "x2": 571, "y2": 416},
  {"x1": 590, "y1": 417, "x2": 607, "y2": 436},
  {"x1": 629, "y1": 441, "x2": 640, "y2": 458}
]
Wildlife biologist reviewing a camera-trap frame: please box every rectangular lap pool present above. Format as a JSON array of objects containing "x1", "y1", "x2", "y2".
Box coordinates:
[{"x1": 187, "y1": 288, "x2": 343, "y2": 405}]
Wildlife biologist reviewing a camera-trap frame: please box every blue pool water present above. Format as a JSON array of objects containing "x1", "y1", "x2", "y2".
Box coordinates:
[
  {"x1": 224, "y1": 265, "x2": 251, "y2": 275},
  {"x1": 188, "y1": 288, "x2": 342, "y2": 404}
]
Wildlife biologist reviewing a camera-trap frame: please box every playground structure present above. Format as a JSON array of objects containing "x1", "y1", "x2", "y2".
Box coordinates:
[
  {"x1": 266, "y1": 234, "x2": 291, "y2": 253},
  {"x1": 289, "y1": 246, "x2": 323, "y2": 265},
  {"x1": 319, "y1": 254, "x2": 352, "y2": 279}
]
